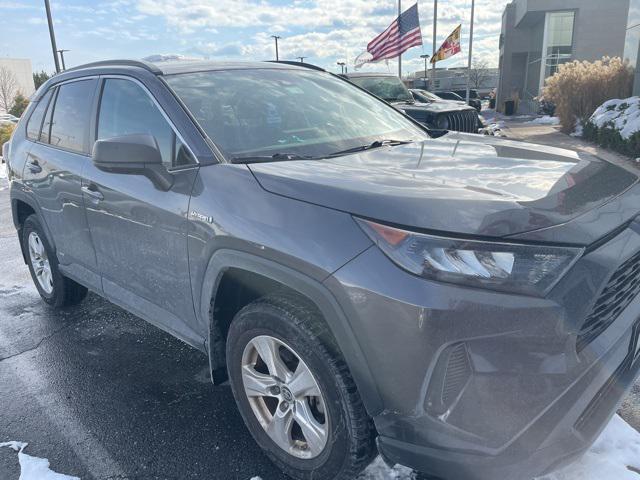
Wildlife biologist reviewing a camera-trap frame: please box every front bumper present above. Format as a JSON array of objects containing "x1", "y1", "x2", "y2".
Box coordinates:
[{"x1": 325, "y1": 224, "x2": 640, "y2": 480}]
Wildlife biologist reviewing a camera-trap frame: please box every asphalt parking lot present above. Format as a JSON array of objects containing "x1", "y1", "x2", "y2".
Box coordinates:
[{"x1": 0, "y1": 162, "x2": 638, "y2": 480}]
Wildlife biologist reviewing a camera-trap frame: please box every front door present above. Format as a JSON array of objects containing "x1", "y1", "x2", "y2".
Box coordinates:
[{"x1": 82, "y1": 77, "x2": 201, "y2": 346}]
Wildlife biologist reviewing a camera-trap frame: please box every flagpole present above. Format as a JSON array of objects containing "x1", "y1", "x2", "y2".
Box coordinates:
[
  {"x1": 465, "y1": 0, "x2": 475, "y2": 103},
  {"x1": 431, "y1": 0, "x2": 437, "y2": 89},
  {"x1": 398, "y1": 0, "x2": 402, "y2": 78}
]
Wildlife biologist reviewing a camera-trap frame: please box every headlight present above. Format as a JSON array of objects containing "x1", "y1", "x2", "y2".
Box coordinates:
[
  {"x1": 436, "y1": 116, "x2": 450, "y2": 130},
  {"x1": 357, "y1": 219, "x2": 583, "y2": 297}
]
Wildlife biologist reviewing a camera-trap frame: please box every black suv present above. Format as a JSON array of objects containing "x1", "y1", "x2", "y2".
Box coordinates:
[{"x1": 346, "y1": 72, "x2": 478, "y2": 133}]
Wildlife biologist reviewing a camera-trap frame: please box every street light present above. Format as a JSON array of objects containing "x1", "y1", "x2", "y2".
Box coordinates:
[
  {"x1": 337, "y1": 61, "x2": 346, "y2": 74},
  {"x1": 271, "y1": 35, "x2": 282, "y2": 61},
  {"x1": 420, "y1": 54, "x2": 430, "y2": 88},
  {"x1": 44, "y1": 0, "x2": 60, "y2": 73},
  {"x1": 57, "y1": 49, "x2": 69, "y2": 70}
]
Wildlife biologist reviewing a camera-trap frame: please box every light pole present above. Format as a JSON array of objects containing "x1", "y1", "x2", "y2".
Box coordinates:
[
  {"x1": 297, "y1": 56, "x2": 307, "y2": 63},
  {"x1": 57, "y1": 49, "x2": 69, "y2": 70},
  {"x1": 420, "y1": 54, "x2": 430, "y2": 88},
  {"x1": 465, "y1": 0, "x2": 476, "y2": 104},
  {"x1": 337, "y1": 62, "x2": 346, "y2": 74},
  {"x1": 271, "y1": 35, "x2": 281, "y2": 61},
  {"x1": 44, "y1": 0, "x2": 60, "y2": 73}
]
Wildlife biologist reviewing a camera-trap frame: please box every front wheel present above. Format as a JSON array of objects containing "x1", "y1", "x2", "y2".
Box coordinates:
[{"x1": 226, "y1": 294, "x2": 376, "y2": 480}]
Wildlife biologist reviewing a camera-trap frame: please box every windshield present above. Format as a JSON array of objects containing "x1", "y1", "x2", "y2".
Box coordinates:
[
  {"x1": 412, "y1": 90, "x2": 439, "y2": 102},
  {"x1": 347, "y1": 76, "x2": 414, "y2": 103},
  {"x1": 164, "y1": 69, "x2": 426, "y2": 159}
]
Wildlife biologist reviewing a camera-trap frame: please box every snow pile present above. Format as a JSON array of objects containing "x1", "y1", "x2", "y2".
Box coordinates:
[
  {"x1": 590, "y1": 97, "x2": 640, "y2": 140},
  {"x1": 359, "y1": 456, "x2": 414, "y2": 479},
  {"x1": 0, "y1": 162, "x2": 6, "y2": 179},
  {"x1": 0, "y1": 442, "x2": 80, "y2": 480},
  {"x1": 526, "y1": 116, "x2": 561, "y2": 126}
]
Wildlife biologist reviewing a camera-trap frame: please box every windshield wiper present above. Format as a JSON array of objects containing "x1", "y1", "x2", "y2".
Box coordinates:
[
  {"x1": 328, "y1": 139, "x2": 413, "y2": 157},
  {"x1": 230, "y1": 153, "x2": 316, "y2": 164}
]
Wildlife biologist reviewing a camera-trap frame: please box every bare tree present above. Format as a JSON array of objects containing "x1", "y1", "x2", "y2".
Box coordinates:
[
  {"x1": 468, "y1": 58, "x2": 491, "y2": 90},
  {"x1": 0, "y1": 67, "x2": 18, "y2": 113}
]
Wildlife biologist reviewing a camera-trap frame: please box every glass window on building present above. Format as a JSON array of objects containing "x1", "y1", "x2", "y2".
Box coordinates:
[
  {"x1": 625, "y1": 0, "x2": 640, "y2": 70},
  {"x1": 543, "y1": 11, "x2": 575, "y2": 81}
]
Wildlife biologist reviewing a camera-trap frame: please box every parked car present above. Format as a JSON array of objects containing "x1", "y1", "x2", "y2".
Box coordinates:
[
  {"x1": 437, "y1": 90, "x2": 482, "y2": 112},
  {"x1": 346, "y1": 72, "x2": 478, "y2": 133},
  {"x1": 409, "y1": 88, "x2": 464, "y2": 105},
  {"x1": 0, "y1": 113, "x2": 19, "y2": 125},
  {"x1": 6, "y1": 59, "x2": 640, "y2": 480}
]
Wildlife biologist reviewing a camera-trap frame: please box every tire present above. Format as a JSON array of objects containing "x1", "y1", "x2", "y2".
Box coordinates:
[
  {"x1": 226, "y1": 293, "x2": 376, "y2": 480},
  {"x1": 22, "y1": 214, "x2": 88, "y2": 308}
]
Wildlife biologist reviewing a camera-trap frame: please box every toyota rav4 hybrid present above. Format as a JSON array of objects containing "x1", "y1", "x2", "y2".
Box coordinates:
[{"x1": 4, "y1": 60, "x2": 640, "y2": 480}]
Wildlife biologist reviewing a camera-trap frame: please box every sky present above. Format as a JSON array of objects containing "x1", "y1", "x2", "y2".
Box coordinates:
[{"x1": 0, "y1": 0, "x2": 511, "y2": 76}]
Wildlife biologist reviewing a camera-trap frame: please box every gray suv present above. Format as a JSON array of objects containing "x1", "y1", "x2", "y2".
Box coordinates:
[{"x1": 4, "y1": 59, "x2": 640, "y2": 480}]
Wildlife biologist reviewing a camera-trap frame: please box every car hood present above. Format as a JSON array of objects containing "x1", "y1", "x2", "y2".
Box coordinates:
[
  {"x1": 248, "y1": 132, "x2": 639, "y2": 241},
  {"x1": 393, "y1": 101, "x2": 473, "y2": 114}
]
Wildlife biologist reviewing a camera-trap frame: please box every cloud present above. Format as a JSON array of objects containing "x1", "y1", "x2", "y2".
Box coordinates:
[{"x1": 134, "y1": 0, "x2": 509, "y2": 69}]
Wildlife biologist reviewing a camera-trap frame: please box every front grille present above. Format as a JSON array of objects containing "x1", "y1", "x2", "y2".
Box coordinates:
[
  {"x1": 577, "y1": 249, "x2": 640, "y2": 353},
  {"x1": 444, "y1": 110, "x2": 477, "y2": 133}
]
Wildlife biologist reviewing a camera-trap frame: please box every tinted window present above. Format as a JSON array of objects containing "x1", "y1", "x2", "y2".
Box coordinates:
[
  {"x1": 97, "y1": 79, "x2": 191, "y2": 168},
  {"x1": 40, "y1": 88, "x2": 57, "y2": 143},
  {"x1": 26, "y1": 89, "x2": 53, "y2": 140},
  {"x1": 49, "y1": 79, "x2": 97, "y2": 153}
]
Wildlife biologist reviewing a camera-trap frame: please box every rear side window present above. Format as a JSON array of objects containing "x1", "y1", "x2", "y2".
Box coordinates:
[
  {"x1": 26, "y1": 89, "x2": 53, "y2": 140},
  {"x1": 49, "y1": 79, "x2": 97, "y2": 153},
  {"x1": 97, "y1": 78, "x2": 194, "y2": 168}
]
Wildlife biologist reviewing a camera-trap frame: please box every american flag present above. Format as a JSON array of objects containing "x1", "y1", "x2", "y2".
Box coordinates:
[{"x1": 367, "y1": 3, "x2": 423, "y2": 62}]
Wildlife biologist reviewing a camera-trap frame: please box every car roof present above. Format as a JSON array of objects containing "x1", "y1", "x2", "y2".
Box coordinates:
[
  {"x1": 345, "y1": 72, "x2": 398, "y2": 78},
  {"x1": 32, "y1": 59, "x2": 321, "y2": 101},
  {"x1": 65, "y1": 59, "x2": 306, "y2": 76}
]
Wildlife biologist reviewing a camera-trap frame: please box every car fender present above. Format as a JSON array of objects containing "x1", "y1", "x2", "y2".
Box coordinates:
[{"x1": 200, "y1": 248, "x2": 384, "y2": 416}]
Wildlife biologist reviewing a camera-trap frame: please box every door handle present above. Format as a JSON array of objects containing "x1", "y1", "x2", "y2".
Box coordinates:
[
  {"x1": 26, "y1": 159, "x2": 42, "y2": 173},
  {"x1": 81, "y1": 185, "x2": 104, "y2": 201}
]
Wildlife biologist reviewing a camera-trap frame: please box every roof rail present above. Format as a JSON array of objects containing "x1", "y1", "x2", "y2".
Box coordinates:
[
  {"x1": 266, "y1": 60, "x2": 326, "y2": 72},
  {"x1": 63, "y1": 59, "x2": 162, "y2": 75}
]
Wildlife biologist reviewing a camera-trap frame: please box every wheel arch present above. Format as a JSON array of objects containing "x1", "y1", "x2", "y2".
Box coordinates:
[
  {"x1": 10, "y1": 189, "x2": 56, "y2": 263},
  {"x1": 200, "y1": 249, "x2": 383, "y2": 416}
]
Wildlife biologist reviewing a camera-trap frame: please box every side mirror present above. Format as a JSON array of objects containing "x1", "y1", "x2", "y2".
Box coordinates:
[{"x1": 92, "y1": 134, "x2": 173, "y2": 191}]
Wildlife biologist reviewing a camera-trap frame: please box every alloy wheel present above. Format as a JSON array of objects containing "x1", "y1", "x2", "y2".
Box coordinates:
[
  {"x1": 241, "y1": 335, "x2": 329, "y2": 459},
  {"x1": 28, "y1": 231, "x2": 53, "y2": 295}
]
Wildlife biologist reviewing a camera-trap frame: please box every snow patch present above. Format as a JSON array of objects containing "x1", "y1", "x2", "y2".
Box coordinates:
[
  {"x1": 359, "y1": 456, "x2": 414, "y2": 479},
  {"x1": 590, "y1": 97, "x2": 640, "y2": 140},
  {"x1": 525, "y1": 116, "x2": 561, "y2": 126},
  {"x1": 0, "y1": 442, "x2": 80, "y2": 480},
  {"x1": 0, "y1": 162, "x2": 7, "y2": 179},
  {"x1": 571, "y1": 122, "x2": 584, "y2": 138}
]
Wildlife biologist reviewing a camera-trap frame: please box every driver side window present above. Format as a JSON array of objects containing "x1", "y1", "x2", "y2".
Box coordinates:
[{"x1": 97, "y1": 78, "x2": 194, "y2": 168}]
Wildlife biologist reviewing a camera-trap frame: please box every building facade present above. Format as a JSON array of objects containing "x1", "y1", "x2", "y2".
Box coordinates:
[
  {"x1": 497, "y1": 0, "x2": 631, "y2": 113},
  {"x1": 626, "y1": 0, "x2": 640, "y2": 94},
  {"x1": 409, "y1": 67, "x2": 500, "y2": 95},
  {"x1": 0, "y1": 58, "x2": 35, "y2": 114}
]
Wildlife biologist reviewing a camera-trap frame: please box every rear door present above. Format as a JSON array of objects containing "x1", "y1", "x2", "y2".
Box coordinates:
[
  {"x1": 21, "y1": 78, "x2": 102, "y2": 291},
  {"x1": 82, "y1": 76, "x2": 201, "y2": 346}
]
